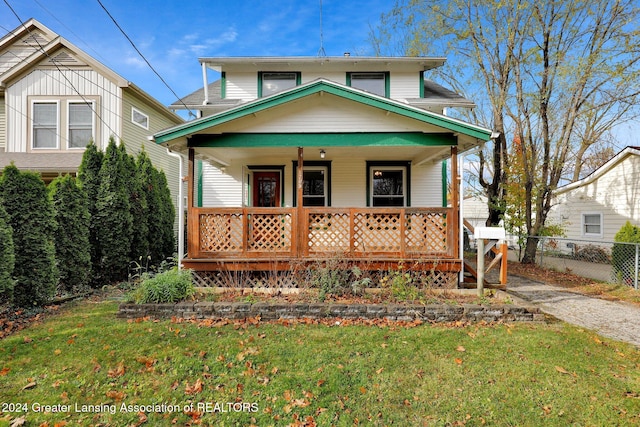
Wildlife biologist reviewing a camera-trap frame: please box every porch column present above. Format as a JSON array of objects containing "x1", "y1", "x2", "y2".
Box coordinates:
[
  {"x1": 450, "y1": 146, "x2": 459, "y2": 258},
  {"x1": 187, "y1": 147, "x2": 197, "y2": 257},
  {"x1": 296, "y1": 147, "x2": 304, "y2": 257}
]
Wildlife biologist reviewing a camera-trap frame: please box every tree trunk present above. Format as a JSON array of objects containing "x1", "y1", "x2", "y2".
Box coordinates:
[{"x1": 521, "y1": 235, "x2": 539, "y2": 264}]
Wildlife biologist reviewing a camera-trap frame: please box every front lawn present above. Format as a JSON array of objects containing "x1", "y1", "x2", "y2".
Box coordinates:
[{"x1": 1, "y1": 299, "x2": 638, "y2": 426}]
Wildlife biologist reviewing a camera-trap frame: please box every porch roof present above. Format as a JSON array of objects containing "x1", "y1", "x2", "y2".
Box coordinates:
[{"x1": 153, "y1": 79, "x2": 493, "y2": 152}]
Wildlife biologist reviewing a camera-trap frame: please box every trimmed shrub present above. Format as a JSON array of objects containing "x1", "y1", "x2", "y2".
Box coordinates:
[
  {"x1": 77, "y1": 142, "x2": 104, "y2": 285},
  {"x1": 49, "y1": 175, "x2": 91, "y2": 293},
  {"x1": 612, "y1": 221, "x2": 640, "y2": 285},
  {"x1": 0, "y1": 203, "x2": 15, "y2": 303},
  {"x1": 127, "y1": 268, "x2": 194, "y2": 304},
  {"x1": 0, "y1": 165, "x2": 58, "y2": 306},
  {"x1": 94, "y1": 138, "x2": 133, "y2": 283},
  {"x1": 125, "y1": 147, "x2": 149, "y2": 265}
]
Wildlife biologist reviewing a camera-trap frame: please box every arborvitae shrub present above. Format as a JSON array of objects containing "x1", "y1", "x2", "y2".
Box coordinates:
[
  {"x1": 77, "y1": 142, "x2": 104, "y2": 286},
  {"x1": 49, "y1": 175, "x2": 91, "y2": 293},
  {"x1": 94, "y1": 139, "x2": 133, "y2": 283},
  {"x1": 0, "y1": 165, "x2": 58, "y2": 306},
  {"x1": 126, "y1": 148, "x2": 149, "y2": 266},
  {"x1": 0, "y1": 203, "x2": 15, "y2": 303}
]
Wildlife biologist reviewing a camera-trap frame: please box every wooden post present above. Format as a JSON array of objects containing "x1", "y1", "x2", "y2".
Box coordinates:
[
  {"x1": 500, "y1": 242, "x2": 508, "y2": 285},
  {"x1": 477, "y1": 239, "x2": 485, "y2": 297},
  {"x1": 187, "y1": 148, "x2": 196, "y2": 258},
  {"x1": 297, "y1": 147, "x2": 304, "y2": 257},
  {"x1": 450, "y1": 146, "x2": 459, "y2": 258}
]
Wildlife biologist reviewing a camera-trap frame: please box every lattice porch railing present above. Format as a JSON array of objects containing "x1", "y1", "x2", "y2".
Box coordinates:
[{"x1": 190, "y1": 207, "x2": 452, "y2": 259}]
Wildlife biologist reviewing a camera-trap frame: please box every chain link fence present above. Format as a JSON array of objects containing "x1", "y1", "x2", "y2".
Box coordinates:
[{"x1": 516, "y1": 237, "x2": 639, "y2": 289}]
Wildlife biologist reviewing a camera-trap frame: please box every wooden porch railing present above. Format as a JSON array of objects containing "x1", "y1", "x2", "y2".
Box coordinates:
[{"x1": 189, "y1": 207, "x2": 454, "y2": 259}]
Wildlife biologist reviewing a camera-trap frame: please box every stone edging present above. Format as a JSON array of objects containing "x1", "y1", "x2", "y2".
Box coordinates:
[{"x1": 118, "y1": 301, "x2": 543, "y2": 323}]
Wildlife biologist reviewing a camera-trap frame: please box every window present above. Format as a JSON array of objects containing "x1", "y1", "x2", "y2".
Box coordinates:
[
  {"x1": 132, "y1": 107, "x2": 149, "y2": 130},
  {"x1": 68, "y1": 102, "x2": 93, "y2": 148},
  {"x1": 347, "y1": 72, "x2": 389, "y2": 97},
  {"x1": 32, "y1": 102, "x2": 59, "y2": 149},
  {"x1": 582, "y1": 213, "x2": 603, "y2": 237},
  {"x1": 303, "y1": 167, "x2": 328, "y2": 206},
  {"x1": 367, "y1": 161, "x2": 410, "y2": 207},
  {"x1": 292, "y1": 161, "x2": 331, "y2": 207},
  {"x1": 259, "y1": 72, "x2": 300, "y2": 97},
  {"x1": 31, "y1": 99, "x2": 96, "y2": 150}
]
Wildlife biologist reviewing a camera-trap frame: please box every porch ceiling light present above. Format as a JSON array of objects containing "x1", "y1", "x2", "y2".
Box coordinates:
[{"x1": 320, "y1": 149, "x2": 326, "y2": 159}]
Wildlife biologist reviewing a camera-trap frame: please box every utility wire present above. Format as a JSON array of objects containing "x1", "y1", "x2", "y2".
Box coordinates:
[{"x1": 95, "y1": 0, "x2": 195, "y2": 117}]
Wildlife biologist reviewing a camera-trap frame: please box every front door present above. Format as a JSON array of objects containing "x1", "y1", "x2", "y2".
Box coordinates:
[{"x1": 252, "y1": 171, "x2": 281, "y2": 207}]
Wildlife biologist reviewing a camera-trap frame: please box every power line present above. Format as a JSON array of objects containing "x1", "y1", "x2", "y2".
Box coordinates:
[{"x1": 95, "y1": 0, "x2": 195, "y2": 117}]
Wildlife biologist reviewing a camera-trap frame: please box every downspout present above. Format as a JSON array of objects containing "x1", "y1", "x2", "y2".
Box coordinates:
[{"x1": 166, "y1": 147, "x2": 185, "y2": 270}]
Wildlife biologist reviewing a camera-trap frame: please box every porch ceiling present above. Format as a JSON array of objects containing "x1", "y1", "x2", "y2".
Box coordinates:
[{"x1": 195, "y1": 144, "x2": 451, "y2": 166}]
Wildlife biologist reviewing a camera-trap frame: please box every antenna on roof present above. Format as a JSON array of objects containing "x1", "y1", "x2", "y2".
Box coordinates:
[{"x1": 317, "y1": 0, "x2": 326, "y2": 57}]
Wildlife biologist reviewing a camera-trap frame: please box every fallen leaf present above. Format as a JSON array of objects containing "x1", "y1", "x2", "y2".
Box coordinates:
[
  {"x1": 107, "y1": 361, "x2": 125, "y2": 378},
  {"x1": 106, "y1": 390, "x2": 125, "y2": 401},
  {"x1": 555, "y1": 366, "x2": 569, "y2": 375},
  {"x1": 456, "y1": 346, "x2": 466, "y2": 352},
  {"x1": 9, "y1": 416, "x2": 26, "y2": 426},
  {"x1": 185, "y1": 378, "x2": 203, "y2": 395},
  {"x1": 21, "y1": 381, "x2": 37, "y2": 390},
  {"x1": 0, "y1": 367, "x2": 9, "y2": 376},
  {"x1": 454, "y1": 358, "x2": 463, "y2": 365},
  {"x1": 54, "y1": 349, "x2": 62, "y2": 355},
  {"x1": 23, "y1": 336, "x2": 32, "y2": 343}
]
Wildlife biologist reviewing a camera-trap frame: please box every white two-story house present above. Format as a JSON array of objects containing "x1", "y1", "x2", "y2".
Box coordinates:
[{"x1": 153, "y1": 56, "x2": 493, "y2": 287}]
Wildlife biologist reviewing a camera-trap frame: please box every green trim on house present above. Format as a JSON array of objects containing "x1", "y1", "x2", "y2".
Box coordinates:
[
  {"x1": 220, "y1": 72, "x2": 226, "y2": 99},
  {"x1": 197, "y1": 159, "x2": 203, "y2": 207},
  {"x1": 153, "y1": 80, "x2": 493, "y2": 145},
  {"x1": 188, "y1": 132, "x2": 457, "y2": 148},
  {"x1": 441, "y1": 160, "x2": 448, "y2": 207},
  {"x1": 419, "y1": 71, "x2": 425, "y2": 98}
]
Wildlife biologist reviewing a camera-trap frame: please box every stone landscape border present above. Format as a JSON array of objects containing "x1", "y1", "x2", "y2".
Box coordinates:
[{"x1": 118, "y1": 300, "x2": 543, "y2": 323}]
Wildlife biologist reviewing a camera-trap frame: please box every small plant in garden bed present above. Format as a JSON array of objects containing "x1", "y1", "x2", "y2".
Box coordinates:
[{"x1": 126, "y1": 268, "x2": 194, "y2": 304}]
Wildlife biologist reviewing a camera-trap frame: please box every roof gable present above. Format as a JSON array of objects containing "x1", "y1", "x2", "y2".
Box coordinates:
[
  {"x1": 155, "y1": 79, "x2": 492, "y2": 145},
  {"x1": 556, "y1": 146, "x2": 640, "y2": 194}
]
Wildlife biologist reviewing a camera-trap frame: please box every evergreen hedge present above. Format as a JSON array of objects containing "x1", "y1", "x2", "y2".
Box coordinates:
[
  {"x1": 0, "y1": 203, "x2": 15, "y2": 303},
  {"x1": 0, "y1": 165, "x2": 58, "y2": 307},
  {"x1": 94, "y1": 138, "x2": 133, "y2": 283},
  {"x1": 49, "y1": 175, "x2": 91, "y2": 292}
]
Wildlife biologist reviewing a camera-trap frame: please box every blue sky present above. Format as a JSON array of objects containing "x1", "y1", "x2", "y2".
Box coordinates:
[{"x1": 0, "y1": 0, "x2": 393, "y2": 106}]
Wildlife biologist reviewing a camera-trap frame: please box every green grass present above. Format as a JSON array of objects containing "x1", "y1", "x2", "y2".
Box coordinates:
[{"x1": 1, "y1": 300, "x2": 639, "y2": 426}]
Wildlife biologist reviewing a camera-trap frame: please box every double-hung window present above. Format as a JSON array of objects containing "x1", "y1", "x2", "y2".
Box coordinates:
[
  {"x1": 259, "y1": 72, "x2": 301, "y2": 97},
  {"x1": 582, "y1": 213, "x2": 603, "y2": 237},
  {"x1": 68, "y1": 102, "x2": 94, "y2": 148},
  {"x1": 31, "y1": 99, "x2": 95, "y2": 150},
  {"x1": 347, "y1": 72, "x2": 389, "y2": 97},
  {"x1": 32, "y1": 101, "x2": 59, "y2": 149},
  {"x1": 367, "y1": 161, "x2": 410, "y2": 207}
]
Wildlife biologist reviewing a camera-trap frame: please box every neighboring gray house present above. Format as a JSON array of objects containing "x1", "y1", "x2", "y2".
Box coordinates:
[
  {"x1": 551, "y1": 146, "x2": 640, "y2": 241},
  {"x1": 0, "y1": 18, "x2": 184, "y2": 211}
]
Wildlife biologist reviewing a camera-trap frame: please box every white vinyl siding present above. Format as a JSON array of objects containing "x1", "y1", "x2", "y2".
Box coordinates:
[
  {"x1": 390, "y1": 73, "x2": 422, "y2": 99},
  {"x1": 208, "y1": 95, "x2": 443, "y2": 134},
  {"x1": 224, "y1": 72, "x2": 257, "y2": 101}
]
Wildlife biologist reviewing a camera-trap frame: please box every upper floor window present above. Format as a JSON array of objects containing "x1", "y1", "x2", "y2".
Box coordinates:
[
  {"x1": 347, "y1": 72, "x2": 389, "y2": 97},
  {"x1": 31, "y1": 99, "x2": 95, "y2": 150},
  {"x1": 132, "y1": 107, "x2": 149, "y2": 130},
  {"x1": 259, "y1": 72, "x2": 301, "y2": 97},
  {"x1": 32, "y1": 101, "x2": 59, "y2": 149},
  {"x1": 68, "y1": 102, "x2": 94, "y2": 148}
]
